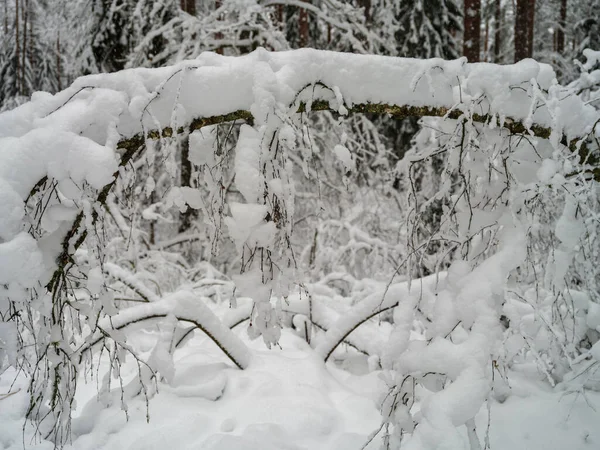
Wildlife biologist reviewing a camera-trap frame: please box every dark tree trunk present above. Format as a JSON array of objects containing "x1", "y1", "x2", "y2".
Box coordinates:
[
  {"x1": 514, "y1": 0, "x2": 530, "y2": 61},
  {"x1": 22, "y1": 0, "x2": 27, "y2": 95},
  {"x1": 4, "y1": 0, "x2": 8, "y2": 34},
  {"x1": 557, "y1": 0, "x2": 567, "y2": 53},
  {"x1": 180, "y1": 0, "x2": 196, "y2": 16},
  {"x1": 526, "y1": 0, "x2": 535, "y2": 56},
  {"x1": 215, "y1": 0, "x2": 223, "y2": 54},
  {"x1": 463, "y1": 0, "x2": 481, "y2": 62},
  {"x1": 357, "y1": 0, "x2": 371, "y2": 23},
  {"x1": 57, "y1": 33, "x2": 61, "y2": 90},
  {"x1": 15, "y1": 0, "x2": 20, "y2": 95},
  {"x1": 484, "y1": 9, "x2": 489, "y2": 59},
  {"x1": 299, "y1": 0, "x2": 309, "y2": 48},
  {"x1": 178, "y1": 138, "x2": 196, "y2": 233},
  {"x1": 493, "y1": 0, "x2": 501, "y2": 61}
]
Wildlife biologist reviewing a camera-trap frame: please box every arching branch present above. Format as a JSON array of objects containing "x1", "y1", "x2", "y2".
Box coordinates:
[
  {"x1": 80, "y1": 313, "x2": 246, "y2": 370},
  {"x1": 78, "y1": 294, "x2": 251, "y2": 370},
  {"x1": 48, "y1": 96, "x2": 598, "y2": 294}
]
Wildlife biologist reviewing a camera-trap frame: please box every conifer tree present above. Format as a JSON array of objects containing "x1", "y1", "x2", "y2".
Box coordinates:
[
  {"x1": 394, "y1": 0, "x2": 462, "y2": 59},
  {"x1": 0, "y1": 0, "x2": 60, "y2": 109}
]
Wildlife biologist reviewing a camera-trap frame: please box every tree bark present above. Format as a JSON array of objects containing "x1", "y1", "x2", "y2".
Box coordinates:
[
  {"x1": 514, "y1": 0, "x2": 530, "y2": 61},
  {"x1": 4, "y1": 0, "x2": 8, "y2": 35},
  {"x1": 178, "y1": 137, "x2": 196, "y2": 233},
  {"x1": 357, "y1": 0, "x2": 371, "y2": 23},
  {"x1": 557, "y1": 0, "x2": 567, "y2": 53},
  {"x1": 299, "y1": 0, "x2": 310, "y2": 48},
  {"x1": 22, "y1": 0, "x2": 27, "y2": 95},
  {"x1": 15, "y1": 0, "x2": 20, "y2": 95},
  {"x1": 484, "y1": 8, "x2": 489, "y2": 60},
  {"x1": 463, "y1": 0, "x2": 481, "y2": 62},
  {"x1": 215, "y1": 0, "x2": 223, "y2": 54},
  {"x1": 57, "y1": 33, "x2": 61, "y2": 91},
  {"x1": 180, "y1": 0, "x2": 195, "y2": 16},
  {"x1": 526, "y1": 0, "x2": 535, "y2": 57},
  {"x1": 493, "y1": 0, "x2": 501, "y2": 61},
  {"x1": 276, "y1": 5, "x2": 283, "y2": 27}
]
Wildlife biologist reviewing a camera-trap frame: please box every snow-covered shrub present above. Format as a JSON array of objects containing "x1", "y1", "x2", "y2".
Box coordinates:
[{"x1": 0, "y1": 49, "x2": 599, "y2": 449}]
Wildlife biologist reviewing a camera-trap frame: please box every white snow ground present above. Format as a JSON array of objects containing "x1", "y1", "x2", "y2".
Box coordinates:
[{"x1": 2, "y1": 326, "x2": 599, "y2": 450}]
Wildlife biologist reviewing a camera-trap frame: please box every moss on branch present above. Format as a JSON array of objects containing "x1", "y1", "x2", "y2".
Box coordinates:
[{"x1": 119, "y1": 101, "x2": 593, "y2": 169}]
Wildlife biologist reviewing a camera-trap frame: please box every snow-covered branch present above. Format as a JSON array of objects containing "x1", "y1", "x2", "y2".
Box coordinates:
[{"x1": 79, "y1": 291, "x2": 250, "y2": 370}]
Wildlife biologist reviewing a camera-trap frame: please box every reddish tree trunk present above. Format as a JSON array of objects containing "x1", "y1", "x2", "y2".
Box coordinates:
[
  {"x1": 299, "y1": 0, "x2": 309, "y2": 48},
  {"x1": 180, "y1": 0, "x2": 196, "y2": 16},
  {"x1": 557, "y1": 0, "x2": 567, "y2": 53},
  {"x1": 463, "y1": 0, "x2": 481, "y2": 62}
]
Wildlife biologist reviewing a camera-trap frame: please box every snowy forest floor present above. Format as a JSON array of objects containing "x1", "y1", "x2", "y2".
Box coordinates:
[{"x1": 2, "y1": 325, "x2": 599, "y2": 450}]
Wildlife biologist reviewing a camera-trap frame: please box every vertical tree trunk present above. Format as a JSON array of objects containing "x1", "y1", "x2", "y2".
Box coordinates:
[
  {"x1": 557, "y1": 0, "x2": 566, "y2": 53},
  {"x1": 493, "y1": 0, "x2": 501, "y2": 61},
  {"x1": 15, "y1": 0, "x2": 20, "y2": 95},
  {"x1": 484, "y1": 8, "x2": 489, "y2": 60},
  {"x1": 514, "y1": 0, "x2": 529, "y2": 61},
  {"x1": 180, "y1": 0, "x2": 195, "y2": 16},
  {"x1": 215, "y1": 0, "x2": 223, "y2": 54},
  {"x1": 57, "y1": 33, "x2": 62, "y2": 90},
  {"x1": 178, "y1": 138, "x2": 196, "y2": 233},
  {"x1": 149, "y1": 190, "x2": 156, "y2": 246},
  {"x1": 178, "y1": 0, "x2": 199, "y2": 231},
  {"x1": 463, "y1": 0, "x2": 481, "y2": 62},
  {"x1": 526, "y1": 0, "x2": 535, "y2": 56},
  {"x1": 357, "y1": 0, "x2": 371, "y2": 23},
  {"x1": 299, "y1": 0, "x2": 309, "y2": 48},
  {"x1": 22, "y1": 0, "x2": 27, "y2": 96},
  {"x1": 4, "y1": 0, "x2": 8, "y2": 34},
  {"x1": 276, "y1": 5, "x2": 283, "y2": 27}
]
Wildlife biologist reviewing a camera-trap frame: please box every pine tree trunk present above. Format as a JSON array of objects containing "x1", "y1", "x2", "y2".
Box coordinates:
[
  {"x1": 463, "y1": 0, "x2": 481, "y2": 62},
  {"x1": 493, "y1": 0, "x2": 501, "y2": 61},
  {"x1": 276, "y1": 5, "x2": 283, "y2": 27},
  {"x1": 514, "y1": 0, "x2": 529, "y2": 61},
  {"x1": 180, "y1": 0, "x2": 196, "y2": 16},
  {"x1": 299, "y1": 0, "x2": 309, "y2": 48},
  {"x1": 15, "y1": 0, "x2": 20, "y2": 95},
  {"x1": 557, "y1": 0, "x2": 566, "y2": 53},
  {"x1": 215, "y1": 0, "x2": 223, "y2": 54},
  {"x1": 57, "y1": 33, "x2": 62, "y2": 91},
  {"x1": 484, "y1": 10, "x2": 489, "y2": 60},
  {"x1": 357, "y1": 0, "x2": 370, "y2": 23},
  {"x1": 526, "y1": 0, "x2": 535, "y2": 56},
  {"x1": 3, "y1": 0, "x2": 8, "y2": 34},
  {"x1": 22, "y1": 0, "x2": 27, "y2": 96}
]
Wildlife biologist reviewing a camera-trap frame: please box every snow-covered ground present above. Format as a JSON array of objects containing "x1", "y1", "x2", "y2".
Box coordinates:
[{"x1": 2, "y1": 326, "x2": 599, "y2": 450}]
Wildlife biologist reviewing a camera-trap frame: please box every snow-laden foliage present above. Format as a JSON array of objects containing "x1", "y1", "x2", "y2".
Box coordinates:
[{"x1": 1, "y1": 48, "x2": 600, "y2": 449}]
